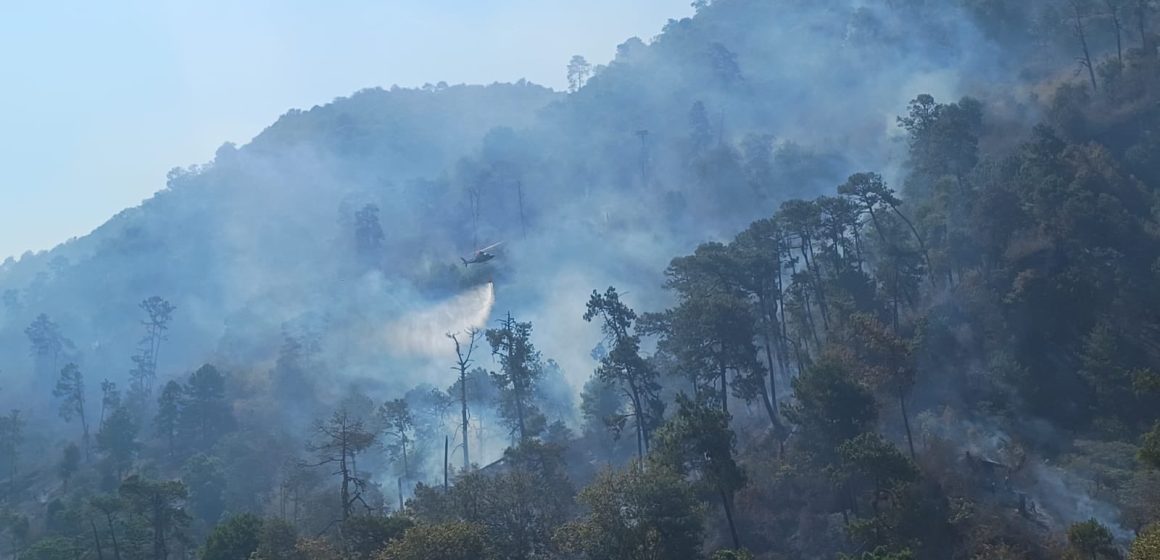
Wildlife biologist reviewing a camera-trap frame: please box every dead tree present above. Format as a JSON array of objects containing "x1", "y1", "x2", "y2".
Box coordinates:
[
  {"x1": 447, "y1": 328, "x2": 481, "y2": 470},
  {"x1": 1071, "y1": 0, "x2": 1100, "y2": 91},
  {"x1": 1136, "y1": 0, "x2": 1155, "y2": 55},
  {"x1": 1107, "y1": 0, "x2": 1125, "y2": 66},
  {"x1": 89, "y1": 495, "x2": 123, "y2": 560},
  {"x1": 304, "y1": 410, "x2": 376, "y2": 521}
]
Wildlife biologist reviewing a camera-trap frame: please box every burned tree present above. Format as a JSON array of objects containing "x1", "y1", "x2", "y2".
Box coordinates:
[
  {"x1": 304, "y1": 409, "x2": 376, "y2": 521},
  {"x1": 447, "y1": 327, "x2": 481, "y2": 470}
]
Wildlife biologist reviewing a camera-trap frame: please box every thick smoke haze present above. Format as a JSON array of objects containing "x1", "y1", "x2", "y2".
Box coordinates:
[{"x1": 0, "y1": 0, "x2": 1043, "y2": 473}]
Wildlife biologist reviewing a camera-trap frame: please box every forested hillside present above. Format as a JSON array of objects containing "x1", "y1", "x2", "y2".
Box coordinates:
[{"x1": 3, "y1": 0, "x2": 1160, "y2": 558}]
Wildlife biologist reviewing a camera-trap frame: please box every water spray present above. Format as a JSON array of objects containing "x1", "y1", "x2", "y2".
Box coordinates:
[{"x1": 384, "y1": 281, "x2": 496, "y2": 359}]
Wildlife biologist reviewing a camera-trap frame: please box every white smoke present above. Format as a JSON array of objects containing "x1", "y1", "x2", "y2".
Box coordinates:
[{"x1": 383, "y1": 281, "x2": 495, "y2": 359}]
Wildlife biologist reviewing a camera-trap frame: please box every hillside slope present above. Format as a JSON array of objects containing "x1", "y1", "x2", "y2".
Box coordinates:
[{"x1": 0, "y1": 0, "x2": 1039, "y2": 405}]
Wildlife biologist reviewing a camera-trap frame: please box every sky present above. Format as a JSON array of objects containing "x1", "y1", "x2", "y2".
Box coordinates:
[{"x1": 0, "y1": 0, "x2": 692, "y2": 260}]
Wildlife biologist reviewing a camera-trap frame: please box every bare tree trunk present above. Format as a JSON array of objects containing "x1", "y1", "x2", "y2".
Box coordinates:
[
  {"x1": 783, "y1": 334, "x2": 805, "y2": 381},
  {"x1": 889, "y1": 205, "x2": 935, "y2": 287},
  {"x1": 401, "y1": 438, "x2": 409, "y2": 479},
  {"x1": 150, "y1": 323, "x2": 163, "y2": 395},
  {"x1": 640, "y1": 415, "x2": 649, "y2": 461},
  {"x1": 757, "y1": 294, "x2": 782, "y2": 428},
  {"x1": 152, "y1": 499, "x2": 168, "y2": 560},
  {"x1": 80, "y1": 400, "x2": 90, "y2": 462},
  {"x1": 721, "y1": 490, "x2": 742, "y2": 550},
  {"x1": 758, "y1": 379, "x2": 779, "y2": 430},
  {"x1": 865, "y1": 205, "x2": 888, "y2": 245},
  {"x1": 104, "y1": 513, "x2": 122, "y2": 560},
  {"x1": 719, "y1": 360, "x2": 729, "y2": 416},
  {"x1": 1108, "y1": 0, "x2": 1125, "y2": 65},
  {"x1": 340, "y1": 439, "x2": 351, "y2": 521},
  {"x1": 90, "y1": 520, "x2": 105, "y2": 560},
  {"x1": 799, "y1": 239, "x2": 830, "y2": 331},
  {"x1": 461, "y1": 379, "x2": 470, "y2": 470},
  {"x1": 801, "y1": 288, "x2": 822, "y2": 351},
  {"x1": 1073, "y1": 1, "x2": 1100, "y2": 91},
  {"x1": 515, "y1": 384, "x2": 528, "y2": 444},
  {"x1": 449, "y1": 329, "x2": 479, "y2": 470},
  {"x1": 900, "y1": 389, "x2": 916, "y2": 460},
  {"x1": 1138, "y1": 0, "x2": 1152, "y2": 53},
  {"x1": 852, "y1": 222, "x2": 866, "y2": 272},
  {"x1": 772, "y1": 245, "x2": 795, "y2": 376},
  {"x1": 892, "y1": 266, "x2": 900, "y2": 333},
  {"x1": 293, "y1": 484, "x2": 301, "y2": 529},
  {"x1": 628, "y1": 381, "x2": 646, "y2": 459},
  {"x1": 516, "y1": 180, "x2": 528, "y2": 240}
]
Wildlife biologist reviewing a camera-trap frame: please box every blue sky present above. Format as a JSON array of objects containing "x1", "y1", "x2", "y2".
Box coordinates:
[{"x1": 0, "y1": 0, "x2": 691, "y2": 260}]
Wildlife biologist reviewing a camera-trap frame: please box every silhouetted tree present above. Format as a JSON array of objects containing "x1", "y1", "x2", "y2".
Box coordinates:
[
  {"x1": 584, "y1": 287, "x2": 663, "y2": 458},
  {"x1": 154, "y1": 381, "x2": 182, "y2": 457},
  {"x1": 0, "y1": 410, "x2": 24, "y2": 500},
  {"x1": 1070, "y1": 0, "x2": 1100, "y2": 91},
  {"x1": 96, "y1": 406, "x2": 138, "y2": 479},
  {"x1": 202, "y1": 513, "x2": 262, "y2": 560},
  {"x1": 566, "y1": 55, "x2": 592, "y2": 92},
  {"x1": 305, "y1": 409, "x2": 376, "y2": 521},
  {"x1": 379, "y1": 399, "x2": 415, "y2": 478},
  {"x1": 786, "y1": 353, "x2": 878, "y2": 457},
  {"x1": 1142, "y1": 422, "x2": 1160, "y2": 470},
  {"x1": 1066, "y1": 519, "x2": 1116, "y2": 560},
  {"x1": 118, "y1": 476, "x2": 189, "y2": 560},
  {"x1": 555, "y1": 464, "x2": 703, "y2": 560},
  {"x1": 486, "y1": 313, "x2": 545, "y2": 443},
  {"x1": 26, "y1": 314, "x2": 72, "y2": 380},
  {"x1": 354, "y1": 203, "x2": 385, "y2": 265},
  {"x1": 58, "y1": 443, "x2": 80, "y2": 490},
  {"x1": 53, "y1": 363, "x2": 90, "y2": 457},
  {"x1": 846, "y1": 315, "x2": 918, "y2": 459},
  {"x1": 651, "y1": 394, "x2": 746, "y2": 550},
  {"x1": 182, "y1": 453, "x2": 226, "y2": 526},
  {"x1": 99, "y1": 380, "x2": 120, "y2": 435},
  {"x1": 177, "y1": 364, "x2": 234, "y2": 452},
  {"x1": 129, "y1": 297, "x2": 176, "y2": 400}
]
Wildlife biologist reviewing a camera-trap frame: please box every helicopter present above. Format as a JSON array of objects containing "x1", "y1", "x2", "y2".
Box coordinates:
[{"x1": 461, "y1": 241, "x2": 502, "y2": 268}]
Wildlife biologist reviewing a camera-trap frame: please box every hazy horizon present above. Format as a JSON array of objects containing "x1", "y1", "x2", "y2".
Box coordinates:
[{"x1": 0, "y1": 0, "x2": 691, "y2": 260}]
